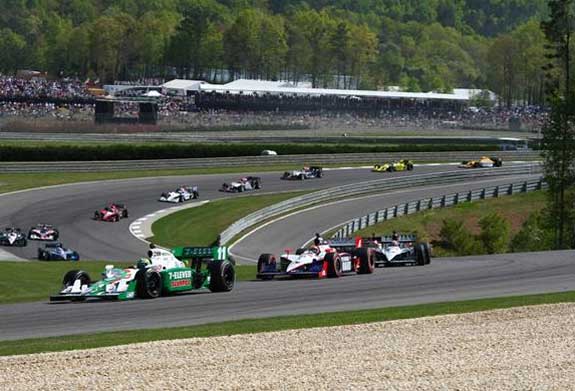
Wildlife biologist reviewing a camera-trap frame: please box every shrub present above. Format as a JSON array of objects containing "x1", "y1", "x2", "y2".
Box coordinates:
[
  {"x1": 510, "y1": 212, "x2": 554, "y2": 252},
  {"x1": 478, "y1": 212, "x2": 510, "y2": 254},
  {"x1": 439, "y1": 219, "x2": 484, "y2": 256}
]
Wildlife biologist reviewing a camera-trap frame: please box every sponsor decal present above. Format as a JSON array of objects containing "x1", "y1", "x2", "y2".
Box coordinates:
[
  {"x1": 171, "y1": 279, "x2": 191, "y2": 288},
  {"x1": 169, "y1": 270, "x2": 192, "y2": 280}
]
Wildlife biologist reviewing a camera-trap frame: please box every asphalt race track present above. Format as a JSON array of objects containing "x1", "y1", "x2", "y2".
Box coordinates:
[
  {"x1": 0, "y1": 165, "x2": 463, "y2": 261},
  {"x1": 2, "y1": 249, "x2": 574, "y2": 341},
  {"x1": 2, "y1": 164, "x2": 575, "y2": 341}
]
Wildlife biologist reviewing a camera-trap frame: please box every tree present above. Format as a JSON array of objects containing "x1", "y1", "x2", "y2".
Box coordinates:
[
  {"x1": 478, "y1": 212, "x2": 511, "y2": 254},
  {"x1": 0, "y1": 28, "x2": 27, "y2": 72},
  {"x1": 541, "y1": 0, "x2": 575, "y2": 248}
]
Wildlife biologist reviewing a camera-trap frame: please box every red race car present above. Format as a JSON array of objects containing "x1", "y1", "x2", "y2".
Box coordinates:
[{"x1": 93, "y1": 203, "x2": 129, "y2": 222}]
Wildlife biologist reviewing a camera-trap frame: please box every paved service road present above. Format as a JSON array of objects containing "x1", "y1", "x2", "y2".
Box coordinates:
[{"x1": 1, "y1": 249, "x2": 574, "y2": 341}]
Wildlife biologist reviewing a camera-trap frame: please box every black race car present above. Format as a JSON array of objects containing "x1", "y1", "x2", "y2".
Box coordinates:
[{"x1": 281, "y1": 166, "x2": 323, "y2": 180}]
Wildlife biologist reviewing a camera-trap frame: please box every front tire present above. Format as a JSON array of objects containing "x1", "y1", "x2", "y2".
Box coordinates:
[
  {"x1": 209, "y1": 261, "x2": 235, "y2": 292},
  {"x1": 62, "y1": 270, "x2": 91, "y2": 289},
  {"x1": 325, "y1": 253, "x2": 342, "y2": 278},
  {"x1": 415, "y1": 244, "x2": 426, "y2": 266}
]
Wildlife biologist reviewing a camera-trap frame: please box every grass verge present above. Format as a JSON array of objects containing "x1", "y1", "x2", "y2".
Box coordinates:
[
  {"x1": 352, "y1": 191, "x2": 546, "y2": 257},
  {"x1": 0, "y1": 168, "x2": 314, "y2": 195},
  {"x1": 1, "y1": 290, "x2": 574, "y2": 356},
  {"x1": 0, "y1": 261, "x2": 256, "y2": 305},
  {"x1": 151, "y1": 191, "x2": 308, "y2": 247}
]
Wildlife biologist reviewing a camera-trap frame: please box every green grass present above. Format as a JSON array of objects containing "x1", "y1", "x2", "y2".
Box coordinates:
[
  {"x1": 0, "y1": 168, "x2": 312, "y2": 195},
  {"x1": 1, "y1": 290, "x2": 574, "y2": 356},
  {"x1": 0, "y1": 261, "x2": 256, "y2": 304},
  {"x1": 353, "y1": 191, "x2": 547, "y2": 256},
  {"x1": 151, "y1": 191, "x2": 307, "y2": 247}
]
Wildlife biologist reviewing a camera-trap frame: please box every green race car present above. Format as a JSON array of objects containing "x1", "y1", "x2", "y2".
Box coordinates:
[
  {"x1": 372, "y1": 159, "x2": 414, "y2": 172},
  {"x1": 50, "y1": 246, "x2": 235, "y2": 301}
]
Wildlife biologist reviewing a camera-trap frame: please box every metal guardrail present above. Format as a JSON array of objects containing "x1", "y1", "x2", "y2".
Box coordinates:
[
  {"x1": 221, "y1": 164, "x2": 542, "y2": 245},
  {"x1": 0, "y1": 151, "x2": 540, "y2": 173},
  {"x1": 331, "y1": 179, "x2": 547, "y2": 239}
]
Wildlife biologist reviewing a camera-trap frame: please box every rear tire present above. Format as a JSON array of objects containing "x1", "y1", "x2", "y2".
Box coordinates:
[
  {"x1": 356, "y1": 247, "x2": 375, "y2": 274},
  {"x1": 423, "y1": 242, "x2": 431, "y2": 265},
  {"x1": 416, "y1": 244, "x2": 426, "y2": 266},
  {"x1": 325, "y1": 253, "x2": 342, "y2": 278},
  {"x1": 136, "y1": 270, "x2": 162, "y2": 299},
  {"x1": 295, "y1": 248, "x2": 306, "y2": 255},
  {"x1": 257, "y1": 254, "x2": 276, "y2": 280},
  {"x1": 209, "y1": 261, "x2": 235, "y2": 292}
]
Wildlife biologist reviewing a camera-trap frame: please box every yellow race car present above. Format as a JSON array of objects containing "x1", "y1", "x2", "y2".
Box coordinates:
[
  {"x1": 459, "y1": 156, "x2": 503, "y2": 169},
  {"x1": 372, "y1": 159, "x2": 414, "y2": 172}
]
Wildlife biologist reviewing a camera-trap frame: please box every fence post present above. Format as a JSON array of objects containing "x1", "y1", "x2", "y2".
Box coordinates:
[
  {"x1": 522, "y1": 181, "x2": 528, "y2": 193},
  {"x1": 508, "y1": 183, "x2": 513, "y2": 195},
  {"x1": 375, "y1": 210, "x2": 380, "y2": 223},
  {"x1": 467, "y1": 190, "x2": 472, "y2": 202},
  {"x1": 351, "y1": 220, "x2": 356, "y2": 232},
  {"x1": 404, "y1": 203, "x2": 409, "y2": 215},
  {"x1": 429, "y1": 198, "x2": 433, "y2": 209},
  {"x1": 454, "y1": 193, "x2": 459, "y2": 205},
  {"x1": 394, "y1": 205, "x2": 398, "y2": 217},
  {"x1": 441, "y1": 195, "x2": 446, "y2": 207},
  {"x1": 538, "y1": 180, "x2": 543, "y2": 190},
  {"x1": 481, "y1": 188, "x2": 486, "y2": 199},
  {"x1": 417, "y1": 200, "x2": 421, "y2": 212},
  {"x1": 494, "y1": 186, "x2": 499, "y2": 198}
]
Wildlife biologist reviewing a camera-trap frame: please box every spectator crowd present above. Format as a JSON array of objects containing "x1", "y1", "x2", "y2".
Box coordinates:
[{"x1": 0, "y1": 75, "x2": 548, "y2": 132}]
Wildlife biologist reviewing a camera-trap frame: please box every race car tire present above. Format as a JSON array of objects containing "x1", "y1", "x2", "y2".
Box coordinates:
[
  {"x1": 18, "y1": 239, "x2": 27, "y2": 247},
  {"x1": 53, "y1": 232, "x2": 59, "y2": 240},
  {"x1": 257, "y1": 253, "x2": 276, "y2": 280},
  {"x1": 299, "y1": 174, "x2": 305, "y2": 180},
  {"x1": 62, "y1": 270, "x2": 91, "y2": 290},
  {"x1": 387, "y1": 166, "x2": 394, "y2": 172},
  {"x1": 295, "y1": 248, "x2": 306, "y2": 255},
  {"x1": 122, "y1": 209, "x2": 129, "y2": 218},
  {"x1": 423, "y1": 242, "x2": 432, "y2": 265},
  {"x1": 407, "y1": 163, "x2": 414, "y2": 171},
  {"x1": 415, "y1": 244, "x2": 426, "y2": 266},
  {"x1": 114, "y1": 215, "x2": 119, "y2": 222},
  {"x1": 238, "y1": 186, "x2": 244, "y2": 192},
  {"x1": 254, "y1": 180, "x2": 261, "y2": 189},
  {"x1": 326, "y1": 253, "x2": 343, "y2": 278},
  {"x1": 356, "y1": 247, "x2": 375, "y2": 274},
  {"x1": 136, "y1": 270, "x2": 162, "y2": 299},
  {"x1": 93, "y1": 211, "x2": 100, "y2": 220},
  {"x1": 37, "y1": 249, "x2": 44, "y2": 260},
  {"x1": 209, "y1": 260, "x2": 235, "y2": 292}
]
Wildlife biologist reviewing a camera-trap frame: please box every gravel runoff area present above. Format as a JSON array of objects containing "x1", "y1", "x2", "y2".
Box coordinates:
[{"x1": 1, "y1": 304, "x2": 574, "y2": 391}]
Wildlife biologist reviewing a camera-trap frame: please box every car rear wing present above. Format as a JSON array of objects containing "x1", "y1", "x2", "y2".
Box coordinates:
[
  {"x1": 377, "y1": 234, "x2": 417, "y2": 243},
  {"x1": 172, "y1": 246, "x2": 228, "y2": 261}
]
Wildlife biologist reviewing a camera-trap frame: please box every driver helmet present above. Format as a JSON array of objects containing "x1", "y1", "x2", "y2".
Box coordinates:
[{"x1": 137, "y1": 258, "x2": 151, "y2": 268}]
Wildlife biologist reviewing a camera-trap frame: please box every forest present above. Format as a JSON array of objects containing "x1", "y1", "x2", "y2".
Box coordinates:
[{"x1": 0, "y1": 0, "x2": 551, "y2": 104}]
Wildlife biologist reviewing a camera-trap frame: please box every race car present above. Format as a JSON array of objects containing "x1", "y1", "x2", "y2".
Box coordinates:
[
  {"x1": 50, "y1": 245, "x2": 235, "y2": 301},
  {"x1": 372, "y1": 159, "x2": 414, "y2": 172},
  {"x1": 256, "y1": 241, "x2": 375, "y2": 280},
  {"x1": 38, "y1": 242, "x2": 80, "y2": 261},
  {"x1": 459, "y1": 156, "x2": 503, "y2": 169},
  {"x1": 93, "y1": 203, "x2": 129, "y2": 222},
  {"x1": 281, "y1": 166, "x2": 323, "y2": 180},
  {"x1": 221, "y1": 176, "x2": 262, "y2": 193},
  {"x1": 159, "y1": 186, "x2": 199, "y2": 203},
  {"x1": 0, "y1": 227, "x2": 27, "y2": 247},
  {"x1": 330, "y1": 235, "x2": 431, "y2": 267},
  {"x1": 28, "y1": 224, "x2": 59, "y2": 241}
]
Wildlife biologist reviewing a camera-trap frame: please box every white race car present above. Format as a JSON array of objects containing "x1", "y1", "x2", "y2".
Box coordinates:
[
  {"x1": 330, "y1": 235, "x2": 431, "y2": 267},
  {"x1": 256, "y1": 242, "x2": 375, "y2": 279},
  {"x1": 159, "y1": 186, "x2": 199, "y2": 203},
  {"x1": 221, "y1": 176, "x2": 261, "y2": 193},
  {"x1": 281, "y1": 166, "x2": 323, "y2": 180}
]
